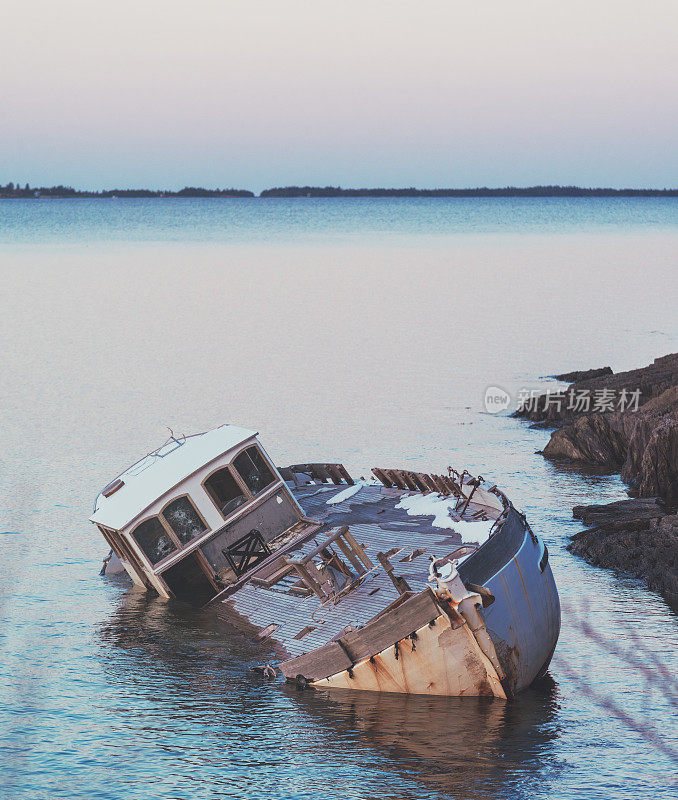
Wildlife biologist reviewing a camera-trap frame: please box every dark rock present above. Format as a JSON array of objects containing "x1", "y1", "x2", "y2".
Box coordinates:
[
  {"x1": 516, "y1": 352, "x2": 678, "y2": 425},
  {"x1": 572, "y1": 497, "x2": 664, "y2": 526},
  {"x1": 541, "y1": 413, "x2": 628, "y2": 466},
  {"x1": 552, "y1": 366, "x2": 613, "y2": 383},
  {"x1": 636, "y1": 416, "x2": 678, "y2": 503},
  {"x1": 518, "y1": 354, "x2": 678, "y2": 501},
  {"x1": 567, "y1": 498, "x2": 678, "y2": 611}
]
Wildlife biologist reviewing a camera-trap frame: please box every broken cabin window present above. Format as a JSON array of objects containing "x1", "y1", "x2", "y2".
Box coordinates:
[
  {"x1": 204, "y1": 467, "x2": 247, "y2": 518},
  {"x1": 162, "y1": 496, "x2": 207, "y2": 544},
  {"x1": 132, "y1": 516, "x2": 177, "y2": 564},
  {"x1": 233, "y1": 447, "x2": 275, "y2": 495}
]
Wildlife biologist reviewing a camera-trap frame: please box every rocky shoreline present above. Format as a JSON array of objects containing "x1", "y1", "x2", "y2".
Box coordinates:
[
  {"x1": 516, "y1": 352, "x2": 678, "y2": 503},
  {"x1": 567, "y1": 498, "x2": 678, "y2": 612},
  {"x1": 516, "y1": 353, "x2": 678, "y2": 609}
]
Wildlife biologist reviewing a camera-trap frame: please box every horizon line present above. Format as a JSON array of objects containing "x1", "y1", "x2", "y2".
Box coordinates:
[{"x1": 2, "y1": 182, "x2": 678, "y2": 198}]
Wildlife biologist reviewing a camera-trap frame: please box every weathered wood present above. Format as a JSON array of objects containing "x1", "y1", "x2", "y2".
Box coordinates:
[
  {"x1": 343, "y1": 529, "x2": 374, "y2": 570},
  {"x1": 288, "y1": 579, "x2": 313, "y2": 596},
  {"x1": 339, "y1": 589, "x2": 441, "y2": 662},
  {"x1": 297, "y1": 526, "x2": 349, "y2": 562},
  {"x1": 387, "y1": 469, "x2": 409, "y2": 490},
  {"x1": 249, "y1": 555, "x2": 293, "y2": 587},
  {"x1": 326, "y1": 465, "x2": 344, "y2": 485},
  {"x1": 286, "y1": 463, "x2": 354, "y2": 485},
  {"x1": 285, "y1": 558, "x2": 327, "y2": 599},
  {"x1": 280, "y1": 641, "x2": 353, "y2": 681},
  {"x1": 399, "y1": 470, "x2": 419, "y2": 491},
  {"x1": 305, "y1": 560, "x2": 333, "y2": 597},
  {"x1": 376, "y1": 551, "x2": 412, "y2": 595},
  {"x1": 421, "y1": 473, "x2": 439, "y2": 493},
  {"x1": 412, "y1": 473, "x2": 430, "y2": 492},
  {"x1": 431, "y1": 474, "x2": 449, "y2": 494},
  {"x1": 334, "y1": 534, "x2": 367, "y2": 575},
  {"x1": 371, "y1": 468, "x2": 394, "y2": 487}
]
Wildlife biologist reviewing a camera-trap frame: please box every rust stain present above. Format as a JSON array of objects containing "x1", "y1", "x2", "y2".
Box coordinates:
[
  {"x1": 398, "y1": 639, "x2": 411, "y2": 693},
  {"x1": 437, "y1": 625, "x2": 455, "y2": 650},
  {"x1": 369, "y1": 653, "x2": 402, "y2": 692},
  {"x1": 462, "y1": 649, "x2": 491, "y2": 690},
  {"x1": 494, "y1": 639, "x2": 521, "y2": 693},
  {"x1": 438, "y1": 602, "x2": 465, "y2": 629}
]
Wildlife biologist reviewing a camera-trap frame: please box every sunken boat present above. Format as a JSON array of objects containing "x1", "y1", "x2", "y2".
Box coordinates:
[{"x1": 92, "y1": 425, "x2": 560, "y2": 698}]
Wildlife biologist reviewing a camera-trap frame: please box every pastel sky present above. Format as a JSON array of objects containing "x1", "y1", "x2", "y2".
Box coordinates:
[{"x1": 2, "y1": 0, "x2": 676, "y2": 190}]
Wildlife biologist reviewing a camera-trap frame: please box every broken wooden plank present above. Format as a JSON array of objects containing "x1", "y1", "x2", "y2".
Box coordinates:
[
  {"x1": 343, "y1": 529, "x2": 374, "y2": 570},
  {"x1": 280, "y1": 641, "x2": 353, "y2": 681},
  {"x1": 376, "y1": 551, "x2": 412, "y2": 595},
  {"x1": 339, "y1": 589, "x2": 441, "y2": 662},
  {"x1": 410, "y1": 473, "x2": 429, "y2": 492},
  {"x1": 386, "y1": 469, "x2": 409, "y2": 490},
  {"x1": 285, "y1": 463, "x2": 354, "y2": 485},
  {"x1": 371, "y1": 467, "x2": 395, "y2": 488},
  {"x1": 334, "y1": 535, "x2": 367, "y2": 575},
  {"x1": 285, "y1": 558, "x2": 328, "y2": 599}
]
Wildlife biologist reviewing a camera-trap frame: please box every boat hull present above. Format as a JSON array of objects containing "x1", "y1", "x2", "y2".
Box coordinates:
[
  {"x1": 312, "y1": 607, "x2": 507, "y2": 697},
  {"x1": 460, "y1": 508, "x2": 561, "y2": 694},
  {"x1": 290, "y1": 508, "x2": 560, "y2": 698}
]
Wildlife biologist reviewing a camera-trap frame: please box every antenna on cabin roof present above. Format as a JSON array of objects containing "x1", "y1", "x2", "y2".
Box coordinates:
[
  {"x1": 166, "y1": 426, "x2": 182, "y2": 445},
  {"x1": 165, "y1": 425, "x2": 186, "y2": 444}
]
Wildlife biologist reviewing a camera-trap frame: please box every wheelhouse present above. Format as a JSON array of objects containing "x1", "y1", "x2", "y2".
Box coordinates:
[{"x1": 90, "y1": 425, "x2": 313, "y2": 605}]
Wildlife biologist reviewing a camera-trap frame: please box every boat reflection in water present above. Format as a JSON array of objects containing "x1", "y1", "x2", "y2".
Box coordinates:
[{"x1": 283, "y1": 682, "x2": 560, "y2": 800}]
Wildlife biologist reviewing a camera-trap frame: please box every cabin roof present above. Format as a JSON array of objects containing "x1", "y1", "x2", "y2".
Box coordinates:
[{"x1": 90, "y1": 424, "x2": 257, "y2": 530}]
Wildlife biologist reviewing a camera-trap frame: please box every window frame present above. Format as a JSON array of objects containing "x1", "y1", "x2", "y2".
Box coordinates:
[
  {"x1": 232, "y1": 445, "x2": 277, "y2": 497},
  {"x1": 201, "y1": 444, "x2": 281, "y2": 522},
  {"x1": 129, "y1": 514, "x2": 181, "y2": 566},
  {"x1": 159, "y1": 493, "x2": 210, "y2": 546},
  {"x1": 201, "y1": 463, "x2": 251, "y2": 521}
]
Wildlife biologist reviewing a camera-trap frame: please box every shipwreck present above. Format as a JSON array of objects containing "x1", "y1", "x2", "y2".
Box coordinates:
[{"x1": 92, "y1": 425, "x2": 560, "y2": 697}]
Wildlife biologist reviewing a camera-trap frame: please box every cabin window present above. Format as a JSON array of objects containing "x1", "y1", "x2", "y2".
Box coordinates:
[
  {"x1": 132, "y1": 516, "x2": 177, "y2": 564},
  {"x1": 162, "y1": 496, "x2": 207, "y2": 544},
  {"x1": 233, "y1": 446, "x2": 275, "y2": 495},
  {"x1": 204, "y1": 467, "x2": 247, "y2": 518}
]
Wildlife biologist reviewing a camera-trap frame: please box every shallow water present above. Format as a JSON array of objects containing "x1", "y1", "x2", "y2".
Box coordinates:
[{"x1": 1, "y1": 198, "x2": 677, "y2": 799}]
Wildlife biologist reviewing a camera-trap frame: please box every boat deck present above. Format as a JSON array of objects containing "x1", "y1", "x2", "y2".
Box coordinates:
[{"x1": 219, "y1": 480, "x2": 503, "y2": 661}]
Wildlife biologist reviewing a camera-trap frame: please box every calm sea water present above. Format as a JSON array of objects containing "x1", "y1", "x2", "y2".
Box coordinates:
[{"x1": 1, "y1": 198, "x2": 677, "y2": 800}]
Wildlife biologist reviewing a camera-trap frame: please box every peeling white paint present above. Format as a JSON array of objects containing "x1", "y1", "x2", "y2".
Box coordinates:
[
  {"x1": 395, "y1": 492, "x2": 495, "y2": 543},
  {"x1": 326, "y1": 481, "x2": 366, "y2": 505}
]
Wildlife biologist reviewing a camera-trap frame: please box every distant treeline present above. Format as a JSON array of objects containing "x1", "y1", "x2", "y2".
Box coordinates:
[
  {"x1": 260, "y1": 185, "x2": 678, "y2": 197},
  {"x1": 0, "y1": 182, "x2": 254, "y2": 198},
  {"x1": 2, "y1": 181, "x2": 678, "y2": 198}
]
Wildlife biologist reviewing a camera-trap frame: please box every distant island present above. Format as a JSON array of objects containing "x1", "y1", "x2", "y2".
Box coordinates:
[
  {"x1": 0, "y1": 182, "x2": 254, "y2": 198},
  {"x1": 259, "y1": 185, "x2": 678, "y2": 197},
  {"x1": 2, "y1": 181, "x2": 678, "y2": 198}
]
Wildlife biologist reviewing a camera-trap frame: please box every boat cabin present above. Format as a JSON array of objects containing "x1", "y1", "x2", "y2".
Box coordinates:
[{"x1": 90, "y1": 425, "x2": 312, "y2": 605}]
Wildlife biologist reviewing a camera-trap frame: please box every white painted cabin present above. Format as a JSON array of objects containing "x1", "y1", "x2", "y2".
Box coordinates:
[{"x1": 90, "y1": 425, "x2": 309, "y2": 604}]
